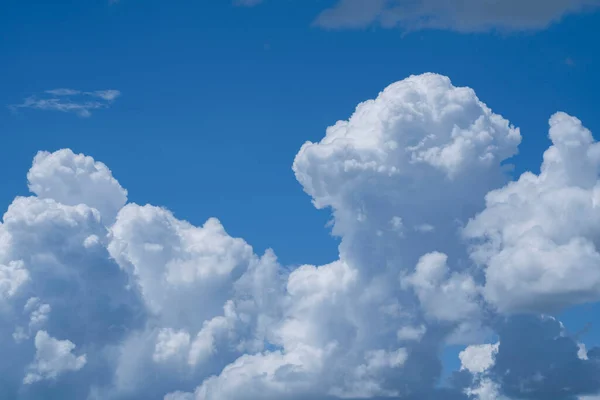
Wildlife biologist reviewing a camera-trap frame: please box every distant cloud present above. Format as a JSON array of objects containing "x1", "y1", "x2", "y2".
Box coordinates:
[
  {"x1": 238, "y1": 0, "x2": 600, "y2": 33},
  {"x1": 9, "y1": 88, "x2": 121, "y2": 118},
  {"x1": 314, "y1": 0, "x2": 600, "y2": 32},
  {"x1": 233, "y1": 0, "x2": 263, "y2": 6},
  {"x1": 90, "y1": 89, "x2": 121, "y2": 101},
  {"x1": 44, "y1": 88, "x2": 81, "y2": 96}
]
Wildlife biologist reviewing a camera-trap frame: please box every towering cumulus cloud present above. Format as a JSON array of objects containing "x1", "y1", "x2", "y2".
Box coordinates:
[{"x1": 1, "y1": 73, "x2": 600, "y2": 400}]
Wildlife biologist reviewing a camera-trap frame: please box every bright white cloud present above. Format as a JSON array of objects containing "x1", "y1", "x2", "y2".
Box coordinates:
[
  {"x1": 459, "y1": 343, "x2": 498, "y2": 374},
  {"x1": 23, "y1": 331, "x2": 87, "y2": 384},
  {"x1": 1, "y1": 73, "x2": 600, "y2": 400},
  {"x1": 28, "y1": 149, "x2": 128, "y2": 224},
  {"x1": 465, "y1": 112, "x2": 600, "y2": 313}
]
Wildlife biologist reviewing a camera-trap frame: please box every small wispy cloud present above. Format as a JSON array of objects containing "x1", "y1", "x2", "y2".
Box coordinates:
[
  {"x1": 45, "y1": 89, "x2": 81, "y2": 96},
  {"x1": 233, "y1": 0, "x2": 264, "y2": 6},
  {"x1": 9, "y1": 89, "x2": 121, "y2": 118}
]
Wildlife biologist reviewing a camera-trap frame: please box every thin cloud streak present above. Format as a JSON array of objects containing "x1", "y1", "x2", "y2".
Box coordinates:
[{"x1": 8, "y1": 88, "x2": 121, "y2": 118}]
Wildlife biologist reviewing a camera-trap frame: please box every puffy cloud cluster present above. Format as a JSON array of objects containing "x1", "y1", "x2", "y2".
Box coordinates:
[
  {"x1": 465, "y1": 113, "x2": 600, "y2": 313},
  {"x1": 27, "y1": 149, "x2": 127, "y2": 224},
  {"x1": 24, "y1": 331, "x2": 87, "y2": 385},
  {"x1": 2, "y1": 73, "x2": 600, "y2": 400}
]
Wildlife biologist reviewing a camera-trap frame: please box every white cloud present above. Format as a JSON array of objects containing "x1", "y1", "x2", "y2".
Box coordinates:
[
  {"x1": 23, "y1": 331, "x2": 87, "y2": 384},
  {"x1": 314, "y1": 0, "x2": 600, "y2": 32},
  {"x1": 26, "y1": 297, "x2": 51, "y2": 330},
  {"x1": 0, "y1": 260, "x2": 29, "y2": 300},
  {"x1": 108, "y1": 204, "x2": 261, "y2": 329},
  {"x1": 292, "y1": 74, "x2": 521, "y2": 303},
  {"x1": 465, "y1": 379, "x2": 510, "y2": 400},
  {"x1": 153, "y1": 328, "x2": 191, "y2": 363},
  {"x1": 459, "y1": 343, "x2": 498, "y2": 374},
  {"x1": 2, "y1": 72, "x2": 600, "y2": 400},
  {"x1": 166, "y1": 73, "x2": 521, "y2": 400},
  {"x1": 9, "y1": 88, "x2": 121, "y2": 117},
  {"x1": 402, "y1": 252, "x2": 481, "y2": 322},
  {"x1": 465, "y1": 112, "x2": 600, "y2": 313},
  {"x1": 28, "y1": 149, "x2": 128, "y2": 224},
  {"x1": 11, "y1": 298, "x2": 51, "y2": 343}
]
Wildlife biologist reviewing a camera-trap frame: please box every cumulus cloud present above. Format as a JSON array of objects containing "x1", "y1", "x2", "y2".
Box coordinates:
[
  {"x1": 314, "y1": 0, "x2": 600, "y2": 32},
  {"x1": 27, "y1": 149, "x2": 128, "y2": 224},
  {"x1": 459, "y1": 342, "x2": 498, "y2": 374},
  {"x1": 402, "y1": 252, "x2": 481, "y2": 322},
  {"x1": 23, "y1": 331, "x2": 87, "y2": 384},
  {"x1": 9, "y1": 88, "x2": 121, "y2": 117},
  {"x1": 0, "y1": 261, "x2": 29, "y2": 300},
  {"x1": 465, "y1": 113, "x2": 600, "y2": 313},
  {"x1": 1, "y1": 72, "x2": 600, "y2": 400}
]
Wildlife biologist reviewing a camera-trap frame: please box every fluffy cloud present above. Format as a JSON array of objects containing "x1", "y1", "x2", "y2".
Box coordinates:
[
  {"x1": 402, "y1": 252, "x2": 481, "y2": 322},
  {"x1": 0, "y1": 261, "x2": 29, "y2": 300},
  {"x1": 23, "y1": 331, "x2": 87, "y2": 384},
  {"x1": 314, "y1": 0, "x2": 600, "y2": 32},
  {"x1": 465, "y1": 113, "x2": 600, "y2": 313},
  {"x1": 1, "y1": 72, "x2": 600, "y2": 400},
  {"x1": 27, "y1": 149, "x2": 128, "y2": 224},
  {"x1": 459, "y1": 342, "x2": 498, "y2": 374}
]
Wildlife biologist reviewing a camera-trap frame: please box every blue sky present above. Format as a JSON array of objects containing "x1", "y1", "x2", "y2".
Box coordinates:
[
  {"x1": 3, "y1": 0, "x2": 599, "y2": 266},
  {"x1": 2, "y1": 1, "x2": 600, "y2": 399}
]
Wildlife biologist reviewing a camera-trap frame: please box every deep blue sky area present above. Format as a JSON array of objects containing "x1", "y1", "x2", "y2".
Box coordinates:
[{"x1": 2, "y1": 0, "x2": 600, "y2": 388}]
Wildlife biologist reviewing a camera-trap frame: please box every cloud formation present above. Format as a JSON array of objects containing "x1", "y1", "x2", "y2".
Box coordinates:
[
  {"x1": 239, "y1": 0, "x2": 600, "y2": 32},
  {"x1": 1, "y1": 73, "x2": 600, "y2": 400},
  {"x1": 24, "y1": 331, "x2": 87, "y2": 385},
  {"x1": 9, "y1": 88, "x2": 121, "y2": 117},
  {"x1": 465, "y1": 113, "x2": 600, "y2": 314},
  {"x1": 315, "y1": 0, "x2": 600, "y2": 32}
]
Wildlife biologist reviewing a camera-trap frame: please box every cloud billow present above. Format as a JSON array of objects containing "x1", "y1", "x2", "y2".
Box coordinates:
[{"x1": 1, "y1": 73, "x2": 600, "y2": 399}]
